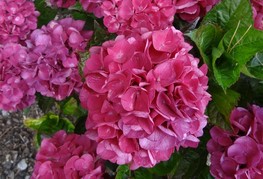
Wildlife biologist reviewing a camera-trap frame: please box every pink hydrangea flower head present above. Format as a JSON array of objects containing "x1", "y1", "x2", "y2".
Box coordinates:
[
  {"x1": 26, "y1": 18, "x2": 93, "y2": 100},
  {"x1": 0, "y1": 43, "x2": 36, "y2": 111},
  {"x1": 47, "y1": 0, "x2": 76, "y2": 8},
  {"x1": 101, "y1": 0, "x2": 176, "y2": 34},
  {"x1": 0, "y1": 0, "x2": 39, "y2": 44},
  {"x1": 32, "y1": 130, "x2": 104, "y2": 179},
  {"x1": 207, "y1": 105, "x2": 263, "y2": 179},
  {"x1": 80, "y1": 0, "x2": 105, "y2": 18},
  {"x1": 251, "y1": 0, "x2": 263, "y2": 30},
  {"x1": 80, "y1": 26, "x2": 211, "y2": 169},
  {"x1": 174, "y1": 0, "x2": 220, "y2": 22}
]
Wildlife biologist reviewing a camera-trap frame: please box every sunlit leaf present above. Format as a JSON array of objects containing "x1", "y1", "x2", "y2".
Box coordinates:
[{"x1": 24, "y1": 113, "x2": 75, "y2": 135}]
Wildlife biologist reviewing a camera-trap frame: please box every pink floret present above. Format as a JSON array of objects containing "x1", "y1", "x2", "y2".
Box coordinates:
[
  {"x1": 80, "y1": 0, "x2": 105, "y2": 18},
  {"x1": 0, "y1": 0, "x2": 39, "y2": 44},
  {"x1": 0, "y1": 43, "x2": 36, "y2": 111},
  {"x1": 31, "y1": 130, "x2": 104, "y2": 179},
  {"x1": 47, "y1": 0, "x2": 77, "y2": 8},
  {"x1": 207, "y1": 105, "x2": 263, "y2": 179},
  {"x1": 80, "y1": 27, "x2": 211, "y2": 169},
  {"x1": 26, "y1": 18, "x2": 93, "y2": 100},
  {"x1": 251, "y1": 0, "x2": 263, "y2": 30},
  {"x1": 101, "y1": 0, "x2": 176, "y2": 34},
  {"x1": 174, "y1": 0, "x2": 220, "y2": 22}
]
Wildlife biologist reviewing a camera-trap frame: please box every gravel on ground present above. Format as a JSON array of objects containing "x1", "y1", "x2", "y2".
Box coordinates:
[{"x1": 0, "y1": 105, "x2": 42, "y2": 179}]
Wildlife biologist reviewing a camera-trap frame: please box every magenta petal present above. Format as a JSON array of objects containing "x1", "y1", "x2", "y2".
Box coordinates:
[
  {"x1": 220, "y1": 157, "x2": 238, "y2": 176},
  {"x1": 98, "y1": 124, "x2": 118, "y2": 139},
  {"x1": 156, "y1": 92, "x2": 176, "y2": 118},
  {"x1": 118, "y1": 0, "x2": 133, "y2": 20},
  {"x1": 209, "y1": 126, "x2": 233, "y2": 147},
  {"x1": 119, "y1": 135, "x2": 139, "y2": 153},
  {"x1": 227, "y1": 136, "x2": 261, "y2": 167},
  {"x1": 152, "y1": 27, "x2": 179, "y2": 53},
  {"x1": 86, "y1": 72, "x2": 107, "y2": 93},
  {"x1": 107, "y1": 39, "x2": 135, "y2": 63},
  {"x1": 139, "y1": 128, "x2": 175, "y2": 150},
  {"x1": 74, "y1": 154, "x2": 93, "y2": 171}
]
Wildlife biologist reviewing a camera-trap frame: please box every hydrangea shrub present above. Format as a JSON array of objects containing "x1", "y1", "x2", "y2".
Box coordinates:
[
  {"x1": 207, "y1": 105, "x2": 263, "y2": 178},
  {"x1": 31, "y1": 130, "x2": 104, "y2": 178},
  {"x1": 80, "y1": 26, "x2": 210, "y2": 169},
  {"x1": 0, "y1": 43, "x2": 36, "y2": 111},
  {"x1": 26, "y1": 17, "x2": 92, "y2": 100},
  {"x1": 0, "y1": 0, "x2": 39, "y2": 44},
  {"x1": 0, "y1": 0, "x2": 263, "y2": 178}
]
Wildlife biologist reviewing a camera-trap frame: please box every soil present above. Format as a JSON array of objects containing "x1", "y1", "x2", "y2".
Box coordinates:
[{"x1": 0, "y1": 105, "x2": 42, "y2": 179}]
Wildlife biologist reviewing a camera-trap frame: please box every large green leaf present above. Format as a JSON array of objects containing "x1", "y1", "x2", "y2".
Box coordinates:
[
  {"x1": 148, "y1": 152, "x2": 180, "y2": 176},
  {"x1": 24, "y1": 113, "x2": 75, "y2": 135},
  {"x1": 187, "y1": 24, "x2": 224, "y2": 68},
  {"x1": 202, "y1": 0, "x2": 253, "y2": 30},
  {"x1": 207, "y1": 83, "x2": 240, "y2": 129},
  {"x1": 115, "y1": 165, "x2": 130, "y2": 179},
  {"x1": 188, "y1": 0, "x2": 258, "y2": 90},
  {"x1": 59, "y1": 97, "x2": 87, "y2": 118},
  {"x1": 133, "y1": 168, "x2": 153, "y2": 179},
  {"x1": 207, "y1": 102, "x2": 231, "y2": 130},
  {"x1": 35, "y1": 0, "x2": 57, "y2": 27},
  {"x1": 246, "y1": 52, "x2": 263, "y2": 80},
  {"x1": 213, "y1": 27, "x2": 263, "y2": 90},
  {"x1": 233, "y1": 75, "x2": 263, "y2": 107}
]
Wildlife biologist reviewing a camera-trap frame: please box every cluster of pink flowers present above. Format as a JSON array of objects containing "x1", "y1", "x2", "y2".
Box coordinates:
[
  {"x1": 32, "y1": 130, "x2": 104, "y2": 179},
  {"x1": 0, "y1": 43, "x2": 36, "y2": 111},
  {"x1": 80, "y1": 26, "x2": 211, "y2": 169},
  {"x1": 251, "y1": 0, "x2": 263, "y2": 30},
  {"x1": 0, "y1": 0, "x2": 39, "y2": 44},
  {"x1": 47, "y1": 0, "x2": 76, "y2": 8},
  {"x1": 100, "y1": 0, "x2": 176, "y2": 34},
  {"x1": 0, "y1": 1, "x2": 94, "y2": 112},
  {"x1": 95, "y1": 0, "x2": 221, "y2": 34},
  {"x1": 207, "y1": 105, "x2": 263, "y2": 179},
  {"x1": 174, "y1": 0, "x2": 220, "y2": 22},
  {"x1": 80, "y1": 0, "x2": 105, "y2": 18},
  {"x1": 25, "y1": 18, "x2": 93, "y2": 100}
]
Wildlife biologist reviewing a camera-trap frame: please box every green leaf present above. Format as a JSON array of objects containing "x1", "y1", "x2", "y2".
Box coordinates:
[
  {"x1": 207, "y1": 83, "x2": 240, "y2": 129},
  {"x1": 246, "y1": 52, "x2": 263, "y2": 80},
  {"x1": 212, "y1": 49, "x2": 240, "y2": 90},
  {"x1": 213, "y1": 27, "x2": 263, "y2": 90},
  {"x1": 71, "y1": 10, "x2": 95, "y2": 30},
  {"x1": 210, "y1": 84, "x2": 240, "y2": 119},
  {"x1": 115, "y1": 165, "x2": 130, "y2": 179},
  {"x1": 202, "y1": 0, "x2": 253, "y2": 30},
  {"x1": 59, "y1": 97, "x2": 87, "y2": 118},
  {"x1": 148, "y1": 152, "x2": 180, "y2": 176},
  {"x1": 168, "y1": 128, "x2": 212, "y2": 179},
  {"x1": 89, "y1": 20, "x2": 116, "y2": 46},
  {"x1": 220, "y1": 27, "x2": 263, "y2": 64},
  {"x1": 35, "y1": 0, "x2": 57, "y2": 27},
  {"x1": 74, "y1": 115, "x2": 87, "y2": 134},
  {"x1": 33, "y1": 132, "x2": 42, "y2": 149},
  {"x1": 187, "y1": 24, "x2": 224, "y2": 68},
  {"x1": 134, "y1": 168, "x2": 152, "y2": 179},
  {"x1": 36, "y1": 94, "x2": 56, "y2": 114},
  {"x1": 232, "y1": 75, "x2": 263, "y2": 107},
  {"x1": 188, "y1": 0, "x2": 258, "y2": 90},
  {"x1": 207, "y1": 102, "x2": 231, "y2": 130},
  {"x1": 24, "y1": 113, "x2": 75, "y2": 135}
]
